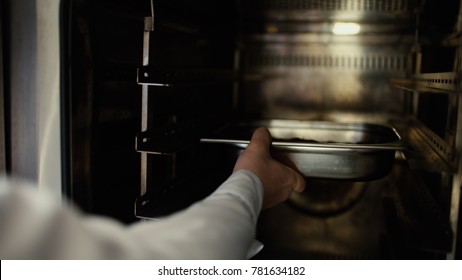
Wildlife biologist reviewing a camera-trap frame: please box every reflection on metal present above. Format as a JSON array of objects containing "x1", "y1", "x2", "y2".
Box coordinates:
[
  {"x1": 241, "y1": 43, "x2": 409, "y2": 117},
  {"x1": 256, "y1": 178, "x2": 389, "y2": 259},
  {"x1": 289, "y1": 180, "x2": 366, "y2": 215},
  {"x1": 332, "y1": 22, "x2": 361, "y2": 35},
  {"x1": 248, "y1": 33, "x2": 414, "y2": 45}
]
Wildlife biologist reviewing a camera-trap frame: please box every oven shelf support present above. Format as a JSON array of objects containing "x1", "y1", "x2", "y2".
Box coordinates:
[
  {"x1": 135, "y1": 121, "x2": 209, "y2": 155},
  {"x1": 391, "y1": 72, "x2": 462, "y2": 94},
  {"x1": 136, "y1": 66, "x2": 236, "y2": 87},
  {"x1": 140, "y1": 15, "x2": 154, "y2": 197},
  {"x1": 403, "y1": 118, "x2": 457, "y2": 174}
]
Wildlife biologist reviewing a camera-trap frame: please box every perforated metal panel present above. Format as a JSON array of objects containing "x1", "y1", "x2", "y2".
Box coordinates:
[
  {"x1": 261, "y1": 0, "x2": 412, "y2": 12},
  {"x1": 246, "y1": 52, "x2": 407, "y2": 71},
  {"x1": 242, "y1": 0, "x2": 416, "y2": 21}
]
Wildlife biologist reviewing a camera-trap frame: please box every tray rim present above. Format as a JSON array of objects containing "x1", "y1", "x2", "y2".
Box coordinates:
[{"x1": 200, "y1": 119, "x2": 408, "y2": 151}]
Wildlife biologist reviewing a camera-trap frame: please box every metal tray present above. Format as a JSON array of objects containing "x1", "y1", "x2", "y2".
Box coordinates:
[{"x1": 201, "y1": 119, "x2": 407, "y2": 181}]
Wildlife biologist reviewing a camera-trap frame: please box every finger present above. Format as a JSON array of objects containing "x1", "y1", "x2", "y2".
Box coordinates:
[
  {"x1": 291, "y1": 170, "x2": 306, "y2": 193},
  {"x1": 247, "y1": 127, "x2": 272, "y2": 152}
]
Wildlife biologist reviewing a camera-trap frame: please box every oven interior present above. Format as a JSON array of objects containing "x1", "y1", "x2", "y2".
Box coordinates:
[{"x1": 62, "y1": 0, "x2": 462, "y2": 259}]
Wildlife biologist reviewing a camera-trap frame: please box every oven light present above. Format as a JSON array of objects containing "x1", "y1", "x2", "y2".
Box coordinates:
[{"x1": 332, "y1": 22, "x2": 361, "y2": 35}]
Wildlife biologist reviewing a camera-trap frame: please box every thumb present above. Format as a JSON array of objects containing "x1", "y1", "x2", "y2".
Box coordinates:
[
  {"x1": 246, "y1": 127, "x2": 272, "y2": 152},
  {"x1": 290, "y1": 169, "x2": 306, "y2": 193}
]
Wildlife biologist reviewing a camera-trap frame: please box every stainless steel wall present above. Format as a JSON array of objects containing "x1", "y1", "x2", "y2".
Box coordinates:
[
  {"x1": 5, "y1": 0, "x2": 62, "y2": 197},
  {"x1": 238, "y1": 0, "x2": 415, "y2": 120}
]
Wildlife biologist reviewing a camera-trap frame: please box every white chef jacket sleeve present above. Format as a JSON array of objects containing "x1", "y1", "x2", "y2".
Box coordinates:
[{"x1": 0, "y1": 170, "x2": 264, "y2": 259}]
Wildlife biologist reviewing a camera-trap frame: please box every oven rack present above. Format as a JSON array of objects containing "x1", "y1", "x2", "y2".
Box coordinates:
[
  {"x1": 402, "y1": 118, "x2": 458, "y2": 174},
  {"x1": 391, "y1": 70, "x2": 460, "y2": 174},
  {"x1": 391, "y1": 72, "x2": 462, "y2": 94}
]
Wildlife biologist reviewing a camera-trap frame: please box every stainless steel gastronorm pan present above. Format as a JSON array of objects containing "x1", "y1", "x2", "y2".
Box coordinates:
[{"x1": 201, "y1": 119, "x2": 407, "y2": 181}]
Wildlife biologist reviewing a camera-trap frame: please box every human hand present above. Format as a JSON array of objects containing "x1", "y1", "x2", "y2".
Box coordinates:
[{"x1": 233, "y1": 127, "x2": 306, "y2": 209}]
